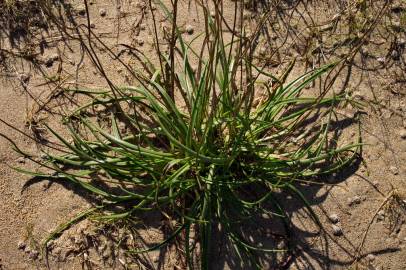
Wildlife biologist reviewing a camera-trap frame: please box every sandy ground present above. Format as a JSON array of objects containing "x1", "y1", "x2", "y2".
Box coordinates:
[{"x1": 0, "y1": 0, "x2": 405, "y2": 269}]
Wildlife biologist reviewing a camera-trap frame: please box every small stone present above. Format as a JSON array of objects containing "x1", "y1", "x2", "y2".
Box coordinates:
[
  {"x1": 118, "y1": 122, "x2": 126, "y2": 133},
  {"x1": 19, "y1": 73, "x2": 30, "y2": 83},
  {"x1": 152, "y1": 254, "x2": 159, "y2": 263},
  {"x1": 17, "y1": 240, "x2": 26, "y2": 250},
  {"x1": 136, "y1": 37, "x2": 144, "y2": 46},
  {"x1": 210, "y1": 10, "x2": 216, "y2": 17},
  {"x1": 29, "y1": 250, "x2": 39, "y2": 260},
  {"x1": 391, "y1": 50, "x2": 400, "y2": 60},
  {"x1": 372, "y1": 181, "x2": 379, "y2": 187},
  {"x1": 377, "y1": 57, "x2": 385, "y2": 64},
  {"x1": 348, "y1": 195, "x2": 361, "y2": 206},
  {"x1": 99, "y1": 8, "x2": 107, "y2": 17},
  {"x1": 389, "y1": 166, "x2": 398, "y2": 175},
  {"x1": 24, "y1": 246, "x2": 31, "y2": 253},
  {"x1": 360, "y1": 47, "x2": 368, "y2": 55},
  {"x1": 352, "y1": 90, "x2": 362, "y2": 99},
  {"x1": 90, "y1": 22, "x2": 96, "y2": 29},
  {"x1": 366, "y1": 254, "x2": 376, "y2": 262},
  {"x1": 46, "y1": 240, "x2": 55, "y2": 249},
  {"x1": 397, "y1": 38, "x2": 406, "y2": 47},
  {"x1": 186, "y1": 25, "x2": 194, "y2": 35},
  {"x1": 399, "y1": 129, "x2": 406, "y2": 139},
  {"x1": 332, "y1": 224, "x2": 343, "y2": 236},
  {"x1": 377, "y1": 210, "x2": 385, "y2": 221},
  {"x1": 45, "y1": 53, "x2": 59, "y2": 67},
  {"x1": 16, "y1": 157, "x2": 25, "y2": 164},
  {"x1": 77, "y1": 5, "x2": 86, "y2": 16},
  {"x1": 329, "y1": 214, "x2": 340, "y2": 224}
]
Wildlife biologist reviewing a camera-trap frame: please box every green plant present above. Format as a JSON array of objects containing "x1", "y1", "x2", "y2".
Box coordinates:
[{"x1": 2, "y1": 1, "x2": 361, "y2": 269}]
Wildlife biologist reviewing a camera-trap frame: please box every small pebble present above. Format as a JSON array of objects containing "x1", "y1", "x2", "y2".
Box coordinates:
[
  {"x1": 24, "y1": 245, "x2": 31, "y2": 253},
  {"x1": 118, "y1": 122, "x2": 126, "y2": 133},
  {"x1": 152, "y1": 254, "x2": 159, "y2": 263},
  {"x1": 16, "y1": 157, "x2": 25, "y2": 164},
  {"x1": 99, "y1": 8, "x2": 107, "y2": 17},
  {"x1": 348, "y1": 195, "x2": 361, "y2": 206},
  {"x1": 19, "y1": 73, "x2": 30, "y2": 83},
  {"x1": 29, "y1": 250, "x2": 39, "y2": 260},
  {"x1": 332, "y1": 224, "x2": 343, "y2": 236},
  {"x1": 366, "y1": 254, "x2": 376, "y2": 262},
  {"x1": 352, "y1": 90, "x2": 362, "y2": 99},
  {"x1": 210, "y1": 10, "x2": 216, "y2": 17},
  {"x1": 45, "y1": 53, "x2": 59, "y2": 67},
  {"x1": 360, "y1": 47, "x2": 368, "y2": 55},
  {"x1": 90, "y1": 22, "x2": 96, "y2": 29},
  {"x1": 186, "y1": 25, "x2": 194, "y2": 35},
  {"x1": 389, "y1": 166, "x2": 399, "y2": 175},
  {"x1": 136, "y1": 37, "x2": 144, "y2": 46},
  {"x1": 329, "y1": 214, "x2": 340, "y2": 224},
  {"x1": 17, "y1": 240, "x2": 26, "y2": 250},
  {"x1": 372, "y1": 180, "x2": 379, "y2": 187},
  {"x1": 77, "y1": 5, "x2": 86, "y2": 15},
  {"x1": 377, "y1": 57, "x2": 385, "y2": 64},
  {"x1": 377, "y1": 210, "x2": 385, "y2": 221},
  {"x1": 399, "y1": 129, "x2": 406, "y2": 139},
  {"x1": 397, "y1": 38, "x2": 406, "y2": 47},
  {"x1": 391, "y1": 50, "x2": 400, "y2": 60},
  {"x1": 46, "y1": 240, "x2": 55, "y2": 249}
]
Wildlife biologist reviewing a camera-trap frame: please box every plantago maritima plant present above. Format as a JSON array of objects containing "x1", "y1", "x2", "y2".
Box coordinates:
[{"x1": 2, "y1": 0, "x2": 362, "y2": 268}]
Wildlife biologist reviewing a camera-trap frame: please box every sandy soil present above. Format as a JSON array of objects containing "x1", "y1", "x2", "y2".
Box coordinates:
[{"x1": 0, "y1": 0, "x2": 405, "y2": 269}]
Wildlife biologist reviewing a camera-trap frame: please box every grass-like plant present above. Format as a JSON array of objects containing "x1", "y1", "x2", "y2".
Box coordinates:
[{"x1": 3, "y1": 1, "x2": 362, "y2": 269}]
